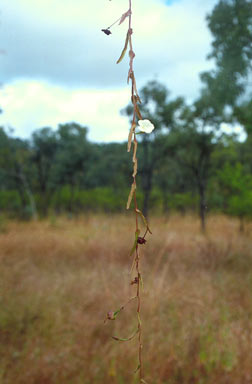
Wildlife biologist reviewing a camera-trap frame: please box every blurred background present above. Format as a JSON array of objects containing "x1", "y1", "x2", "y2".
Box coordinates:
[{"x1": 0, "y1": 0, "x2": 252, "y2": 383}]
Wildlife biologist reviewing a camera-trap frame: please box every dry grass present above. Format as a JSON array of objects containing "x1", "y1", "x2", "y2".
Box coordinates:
[{"x1": 1, "y1": 214, "x2": 252, "y2": 384}]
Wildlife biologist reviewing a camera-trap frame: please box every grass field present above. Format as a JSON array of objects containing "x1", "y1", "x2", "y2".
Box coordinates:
[{"x1": 1, "y1": 214, "x2": 252, "y2": 384}]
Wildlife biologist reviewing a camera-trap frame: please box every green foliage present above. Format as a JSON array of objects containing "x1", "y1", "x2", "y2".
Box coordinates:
[
  {"x1": 217, "y1": 162, "x2": 252, "y2": 219},
  {"x1": 201, "y1": 0, "x2": 252, "y2": 111},
  {"x1": 50, "y1": 187, "x2": 134, "y2": 213},
  {"x1": 0, "y1": 190, "x2": 22, "y2": 213}
]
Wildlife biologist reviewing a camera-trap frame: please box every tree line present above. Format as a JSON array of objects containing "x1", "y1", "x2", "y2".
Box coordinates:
[{"x1": 0, "y1": 0, "x2": 252, "y2": 231}]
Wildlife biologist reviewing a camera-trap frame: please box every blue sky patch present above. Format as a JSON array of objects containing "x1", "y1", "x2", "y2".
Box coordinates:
[{"x1": 165, "y1": 0, "x2": 180, "y2": 5}]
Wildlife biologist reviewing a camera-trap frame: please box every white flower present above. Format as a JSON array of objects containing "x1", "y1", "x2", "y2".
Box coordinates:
[{"x1": 138, "y1": 119, "x2": 155, "y2": 134}]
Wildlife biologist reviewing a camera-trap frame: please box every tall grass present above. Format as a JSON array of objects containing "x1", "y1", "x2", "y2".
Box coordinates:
[{"x1": 0, "y1": 214, "x2": 252, "y2": 383}]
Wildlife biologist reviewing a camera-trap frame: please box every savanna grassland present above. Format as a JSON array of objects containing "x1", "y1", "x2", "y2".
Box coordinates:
[{"x1": 1, "y1": 214, "x2": 252, "y2": 384}]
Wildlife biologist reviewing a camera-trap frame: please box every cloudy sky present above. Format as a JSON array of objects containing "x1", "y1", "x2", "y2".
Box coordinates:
[{"x1": 0, "y1": 0, "x2": 218, "y2": 142}]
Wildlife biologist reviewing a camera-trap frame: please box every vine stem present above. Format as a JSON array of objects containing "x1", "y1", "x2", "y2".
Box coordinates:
[{"x1": 128, "y1": 0, "x2": 143, "y2": 381}]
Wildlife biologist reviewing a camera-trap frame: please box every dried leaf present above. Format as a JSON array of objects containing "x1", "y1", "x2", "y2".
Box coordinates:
[
  {"x1": 133, "y1": 140, "x2": 138, "y2": 163},
  {"x1": 116, "y1": 31, "x2": 130, "y2": 64},
  {"x1": 127, "y1": 121, "x2": 136, "y2": 152},
  {"x1": 140, "y1": 274, "x2": 144, "y2": 290},
  {"x1": 132, "y1": 158, "x2": 137, "y2": 178},
  {"x1": 136, "y1": 209, "x2": 152, "y2": 234},
  {"x1": 132, "y1": 73, "x2": 141, "y2": 102},
  {"x1": 119, "y1": 9, "x2": 131, "y2": 25},
  {"x1": 135, "y1": 104, "x2": 143, "y2": 120},
  {"x1": 132, "y1": 95, "x2": 141, "y2": 105},
  {"x1": 126, "y1": 182, "x2": 136, "y2": 210},
  {"x1": 127, "y1": 69, "x2": 133, "y2": 84}
]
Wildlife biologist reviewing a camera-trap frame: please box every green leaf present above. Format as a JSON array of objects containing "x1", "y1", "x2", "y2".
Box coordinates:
[
  {"x1": 134, "y1": 364, "x2": 141, "y2": 373},
  {"x1": 112, "y1": 328, "x2": 139, "y2": 342},
  {"x1": 129, "y1": 229, "x2": 140, "y2": 256},
  {"x1": 116, "y1": 31, "x2": 130, "y2": 64},
  {"x1": 113, "y1": 308, "x2": 122, "y2": 318}
]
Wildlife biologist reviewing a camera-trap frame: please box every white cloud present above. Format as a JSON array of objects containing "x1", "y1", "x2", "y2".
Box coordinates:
[{"x1": 0, "y1": 80, "x2": 130, "y2": 142}]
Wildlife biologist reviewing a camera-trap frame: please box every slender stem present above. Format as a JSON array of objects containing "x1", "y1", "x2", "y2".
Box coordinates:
[
  {"x1": 107, "y1": 16, "x2": 122, "y2": 29},
  {"x1": 136, "y1": 246, "x2": 143, "y2": 380},
  {"x1": 128, "y1": 1, "x2": 143, "y2": 382}
]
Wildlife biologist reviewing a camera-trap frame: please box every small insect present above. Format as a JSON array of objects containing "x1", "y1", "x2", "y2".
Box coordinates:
[{"x1": 101, "y1": 29, "x2": 112, "y2": 35}]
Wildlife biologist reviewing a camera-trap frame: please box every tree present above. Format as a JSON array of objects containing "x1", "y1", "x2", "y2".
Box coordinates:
[
  {"x1": 217, "y1": 162, "x2": 252, "y2": 230},
  {"x1": 54, "y1": 123, "x2": 92, "y2": 213},
  {"x1": 86, "y1": 142, "x2": 131, "y2": 190},
  {"x1": 0, "y1": 128, "x2": 37, "y2": 219},
  {"x1": 31, "y1": 127, "x2": 58, "y2": 216},
  {"x1": 201, "y1": 0, "x2": 252, "y2": 112},
  {"x1": 161, "y1": 122, "x2": 215, "y2": 231}
]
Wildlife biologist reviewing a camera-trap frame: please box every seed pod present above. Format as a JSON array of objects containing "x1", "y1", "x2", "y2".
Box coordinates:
[
  {"x1": 137, "y1": 237, "x2": 146, "y2": 245},
  {"x1": 102, "y1": 29, "x2": 112, "y2": 35}
]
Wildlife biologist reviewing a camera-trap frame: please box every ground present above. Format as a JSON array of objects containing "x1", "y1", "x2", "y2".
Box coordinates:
[{"x1": 1, "y1": 214, "x2": 252, "y2": 384}]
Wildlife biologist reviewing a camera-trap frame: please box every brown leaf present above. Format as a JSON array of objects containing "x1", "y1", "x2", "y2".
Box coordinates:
[
  {"x1": 131, "y1": 73, "x2": 141, "y2": 103},
  {"x1": 119, "y1": 9, "x2": 131, "y2": 25},
  {"x1": 132, "y1": 158, "x2": 137, "y2": 178},
  {"x1": 135, "y1": 104, "x2": 143, "y2": 120},
  {"x1": 126, "y1": 183, "x2": 136, "y2": 210},
  {"x1": 127, "y1": 121, "x2": 136, "y2": 152},
  {"x1": 133, "y1": 140, "x2": 138, "y2": 163}
]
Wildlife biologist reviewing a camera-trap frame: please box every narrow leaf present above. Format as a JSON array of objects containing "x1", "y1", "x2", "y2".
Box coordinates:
[
  {"x1": 140, "y1": 274, "x2": 144, "y2": 290},
  {"x1": 126, "y1": 182, "x2": 136, "y2": 210},
  {"x1": 130, "y1": 257, "x2": 136, "y2": 274},
  {"x1": 127, "y1": 121, "x2": 136, "y2": 152},
  {"x1": 132, "y1": 158, "x2": 138, "y2": 178},
  {"x1": 136, "y1": 209, "x2": 152, "y2": 234},
  {"x1": 113, "y1": 308, "x2": 122, "y2": 317},
  {"x1": 132, "y1": 73, "x2": 141, "y2": 103},
  {"x1": 135, "y1": 104, "x2": 143, "y2": 120},
  {"x1": 116, "y1": 31, "x2": 130, "y2": 64},
  {"x1": 112, "y1": 329, "x2": 139, "y2": 342},
  {"x1": 129, "y1": 229, "x2": 140, "y2": 257},
  {"x1": 129, "y1": 243, "x2": 137, "y2": 258},
  {"x1": 133, "y1": 140, "x2": 138, "y2": 163},
  {"x1": 134, "y1": 364, "x2": 141, "y2": 373},
  {"x1": 119, "y1": 9, "x2": 131, "y2": 25}
]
